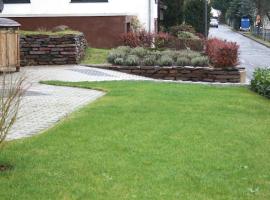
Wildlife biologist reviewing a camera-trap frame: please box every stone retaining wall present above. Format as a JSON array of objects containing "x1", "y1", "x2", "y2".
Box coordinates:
[
  {"x1": 100, "y1": 65, "x2": 246, "y2": 83},
  {"x1": 20, "y1": 33, "x2": 87, "y2": 66}
]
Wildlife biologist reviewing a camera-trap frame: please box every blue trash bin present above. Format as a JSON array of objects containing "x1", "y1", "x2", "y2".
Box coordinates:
[{"x1": 240, "y1": 18, "x2": 250, "y2": 31}]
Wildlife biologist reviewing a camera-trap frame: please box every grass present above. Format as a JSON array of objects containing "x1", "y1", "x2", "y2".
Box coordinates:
[
  {"x1": 81, "y1": 48, "x2": 110, "y2": 65},
  {"x1": 20, "y1": 30, "x2": 81, "y2": 36},
  {"x1": 0, "y1": 81, "x2": 270, "y2": 200}
]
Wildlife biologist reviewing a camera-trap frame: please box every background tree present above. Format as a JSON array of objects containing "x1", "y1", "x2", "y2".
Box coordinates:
[
  {"x1": 212, "y1": 0, "x2": 233, "y2": 22},
  {"x1": 162, "y1": 0, "x2": 185, "y2": 29},
  {"x1": 184, "y1": 0, "x2": 211, "y2": 36}
]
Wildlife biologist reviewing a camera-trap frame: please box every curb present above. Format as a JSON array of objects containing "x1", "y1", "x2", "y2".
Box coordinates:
[{"x1": 238, "y1": 32, "x2": 270, "y2": 48}]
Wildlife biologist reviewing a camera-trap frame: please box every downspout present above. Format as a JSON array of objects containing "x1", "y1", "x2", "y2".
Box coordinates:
[{"x1": 148, "y1": 0, "x2": 151, "y2": 32}]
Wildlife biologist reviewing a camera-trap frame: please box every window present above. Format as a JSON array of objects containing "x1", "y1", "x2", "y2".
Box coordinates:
[
  {"x1": 70, "y1": 0, "x2": 108, "y2": 2},
  {"x1": 3, "y1": 0, "x2": 30, "y2": 3}
]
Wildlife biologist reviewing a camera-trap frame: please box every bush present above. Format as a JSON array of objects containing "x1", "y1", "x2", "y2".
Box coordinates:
[
  {"x1": 191, "y1": 56, "x2": 209, "y2": 66},
  {"x1": 124, "y1": 55, "x2": 140, "y2": 66},
  {"x1": 169, "y1": 24, "x2": 196, "y2": 36},
  {"x1": 119, "y1": 32, "x2": 141, "y2": 48},
  {"x1": 130, "y1": 47, "x2": 148, "y2": 57},
  {"x1": 206, "y1": 38, "x2": 239, "y2": 68},
  {"x1": 142, "y1": 55, "x2": 157, "y2": 66},
  {"x1": 120, "y1": 31, "x2": 153, "y2": 48},
  {"x1": 177, "y1": 31, "x2": 198, "y2": 39},
  {"x1": 176, "y1": 57, "x2": 191, "y2": 66},
  {"x1": 178, "y1": 50, "x2": 201, "y2": 59},
  {"x1": 114, "y1": 57, "x2": 125, "y2": 65},
  {"x1": 153, "y1": 32, "x2": 173, "y2": 50},
  {"x1": 116, "y1": 46, "x2": 131, "y2": 54},
  {"x1": 158, "y1": 55, "x2": 174, "y2": 66},
  {"x1": 251, "y1": 68, "x2": 270, "y2": 99},
  {"x1": 162, "y1": 50, "x2": 179, "y2": 61},
  {"x1": 107, "y1": 49, "x2": 126, "y2": 64}
]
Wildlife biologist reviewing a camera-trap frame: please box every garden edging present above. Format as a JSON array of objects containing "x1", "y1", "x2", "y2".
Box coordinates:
[{"x1": 90, "y1": 65, "x2": 246, "y2": 83}]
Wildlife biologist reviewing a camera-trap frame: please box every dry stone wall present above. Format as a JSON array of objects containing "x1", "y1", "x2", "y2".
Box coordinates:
[
  {"x1": 100, "y1": 65, "x2": 246, "y2": 83},
  {"x1": 20, "y1": 33, "x2": 87, "y2": 66}
]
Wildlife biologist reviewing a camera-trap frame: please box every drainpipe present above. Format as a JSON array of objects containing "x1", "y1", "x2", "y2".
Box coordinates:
[{"x1": 148, "y1": 0, "x2": 151, "y2": 32}]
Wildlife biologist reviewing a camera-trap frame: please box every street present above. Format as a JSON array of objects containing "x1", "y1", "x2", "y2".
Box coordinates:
[{"x1": 209, "y1": 25, "x2": 270, "y2": 81}]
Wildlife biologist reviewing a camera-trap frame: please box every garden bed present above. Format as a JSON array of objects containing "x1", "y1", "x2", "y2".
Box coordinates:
[{"x1": 20, "y1": 30, "x2": 87, "y2": 66}]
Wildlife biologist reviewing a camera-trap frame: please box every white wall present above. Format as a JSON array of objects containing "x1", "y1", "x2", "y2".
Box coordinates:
[{"x1": 1, "y1": 0, "x2": 158, "y2": 32}]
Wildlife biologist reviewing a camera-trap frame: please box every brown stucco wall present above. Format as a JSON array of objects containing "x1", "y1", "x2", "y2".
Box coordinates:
[{"x1": 9, "y1": 16, "x2": 129, "y2": 48}]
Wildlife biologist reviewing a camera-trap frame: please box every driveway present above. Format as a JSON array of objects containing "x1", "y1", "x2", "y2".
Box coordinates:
[
  {"x1": 209, "y1": 25, "x2": 270, "y2": 81},
  {"x1": 7, "y1": 65, "x2": 150, "y2": 140}
]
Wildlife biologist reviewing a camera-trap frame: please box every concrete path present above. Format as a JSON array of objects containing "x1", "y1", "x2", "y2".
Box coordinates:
[
  {"x1": 7, "y1": 65, "x2": 150, "y2": 140},
  {"x1": 209, "y1": 25, "x2": 270, "y2": 82}
]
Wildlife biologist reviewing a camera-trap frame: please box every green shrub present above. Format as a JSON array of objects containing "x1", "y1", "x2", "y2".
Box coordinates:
[
  {"x1": 191, "y1": 56, "x2": 209, "y2": 66},
  {"x1": 176, "y1": 57, "x2": 191, "y2": 66},
  {"x1": 114, "y1": 58, "x2": 125, "y2": 65},
  {"x1": 124, "y1": 55, "x2": 140, "y2": 66},
  {"x1": 130, "y1": 47, "x2": 148, "y2": 57},
  {"x1": 178, "y1": 50, "x2": 201, "y2": 59},
  {"x1": 116, "y1": 46, "x2": 131, "y2": 54},
  {"x1": 158, "y1": 55, "x2": 174, "y2": 66},
  {"x1": 142, "y1": 55, "x2": 157, "y2": 66},
  {"x1": 251, "y1": 68, "x2": 270, "y2": 99},
  {"x1": 107, "y1": 49, "x2": 126, "y2": 64},
  {"x1": 177, "y1": 31, "x2": 198, "y2": 39},
  {"x1": 169, "y1": 24, "x2": 196, "y2": 36},
  {"x1": 162, "y1": 50, "x2": 179, "y2": 61}
]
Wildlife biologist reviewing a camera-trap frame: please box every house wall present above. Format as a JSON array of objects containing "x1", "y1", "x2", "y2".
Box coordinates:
[
  {"x1": 8, "y1": 16, "x2": 128, "y2": 48},
  {"x1": 1, "y1": 0, "x2": 158, "y2": 32}
]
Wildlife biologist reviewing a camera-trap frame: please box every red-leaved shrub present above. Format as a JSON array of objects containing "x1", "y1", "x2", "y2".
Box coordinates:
[
  {"x1": 206, "y1": 38, "x2": 239, "y2": 68},
  {"x1": 120, "y1": 31, "x2": 153, "y2": 48},
  {"x1": 153, "y1": 32, "x2": 174, "y2": 49}
]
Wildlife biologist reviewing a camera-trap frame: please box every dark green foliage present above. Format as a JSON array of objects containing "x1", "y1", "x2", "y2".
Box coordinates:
[
  {"x1": 251, "y1": 68, "x2": 270, "y2": 99},
  {"x1": 184, "y1": 0, "x2": 211, "y2": 36},
  {"x1": 162, "y1": 0, "x2": 185, "y2": 29}
]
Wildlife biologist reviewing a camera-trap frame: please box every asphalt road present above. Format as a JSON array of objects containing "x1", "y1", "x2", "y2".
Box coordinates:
[{"x1": 209, "y1": 25, "x2": 270, "y2": 81}]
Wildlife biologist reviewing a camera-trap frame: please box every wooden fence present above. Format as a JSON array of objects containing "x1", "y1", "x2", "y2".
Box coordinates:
[{"x1": 0, "y1": 28, "x2": 20, "y2": 72}]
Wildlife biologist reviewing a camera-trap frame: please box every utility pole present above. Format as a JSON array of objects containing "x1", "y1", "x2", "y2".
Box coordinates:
[{"x1": 205, "y1": 0, "x2": 208, "y2": 38}]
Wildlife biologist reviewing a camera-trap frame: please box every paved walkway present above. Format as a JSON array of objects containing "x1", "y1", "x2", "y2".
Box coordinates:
[{"x1": 7, "y1": 65, "x2": 150, "y2": 140}]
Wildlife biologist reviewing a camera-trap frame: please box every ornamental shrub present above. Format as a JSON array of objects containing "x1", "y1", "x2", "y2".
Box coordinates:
[
  {"x1": 153, "y1": 32, "x2": 173, "y2": 50},
  {"x1": 169, "y1": 24, "x2": 196, "y2": 36},
  {"x1": 178, "y1": 50, "x2": 201, "y2": 59},
  {"x1": 119, "y1": 32, "x2": 141, "y2": 48},
  {"x1": 130, "y1": 47, "x2": 148, "y2": 57},
  {"x1": 206, "y1": 38, "x2": 239, "y2": 68},
  {"x1": 250, "y1": 68, "x2": 270, "y2": 99},
  {"x1": 120, "y1": 31, "x2": 153, "y2": 48},
  {"x1": 177, "y1": 31, "x2": 198, "y2": 39},
  {"x1": 176, "y1": 57, "x2": 191, "y2": 66},
  {"x1": 142, "y1": 55, "x2": 157, "y2": 66},
  {"x1": 191, "y1": 56, "x2": 209, "y2": 66},
  {"x1": 114, "y1": 57, "x2": 125, "y2": 65},
  {"x1": 107, "y1": 49, "x2": 126, "y2": 64},
  {"x1": 124, "y1": 55, "x2": 140, "y2": 66},
  {"x1": 158, "y1": 55, "x2": 174, "y2": 66},
  {"x1": 116, "y1": 46, "x2": 131, "y2": 54},
  {"x1": 162, "y1": 50, "x2": 179, "y2": 61}
]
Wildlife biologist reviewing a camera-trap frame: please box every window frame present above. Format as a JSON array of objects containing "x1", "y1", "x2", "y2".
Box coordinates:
[{"x1": 3, "y1": 0, "x2": 30, "y2": 3}]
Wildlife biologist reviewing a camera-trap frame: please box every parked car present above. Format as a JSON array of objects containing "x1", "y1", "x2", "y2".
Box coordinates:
[{"x1": 210, "y1": 18, "x2": 219, "y2": 28}]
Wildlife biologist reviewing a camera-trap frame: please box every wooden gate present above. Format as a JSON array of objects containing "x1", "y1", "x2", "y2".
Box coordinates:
[{"x1": 0, "y1": 28, "x2": 20, "y2": 72}]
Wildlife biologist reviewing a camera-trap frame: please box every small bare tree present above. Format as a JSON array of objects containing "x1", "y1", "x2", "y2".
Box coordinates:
[{"x1": 0, "y1": 72, "x2": 25, "y2": 146}]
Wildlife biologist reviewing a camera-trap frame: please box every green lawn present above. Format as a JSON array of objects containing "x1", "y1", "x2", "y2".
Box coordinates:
[
  {"x1": 81, "y1": 48, "x2": 109, "y2": 65},
  {"x1": 0, "y1": 81, "x2": 270, "y2": 200}
]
